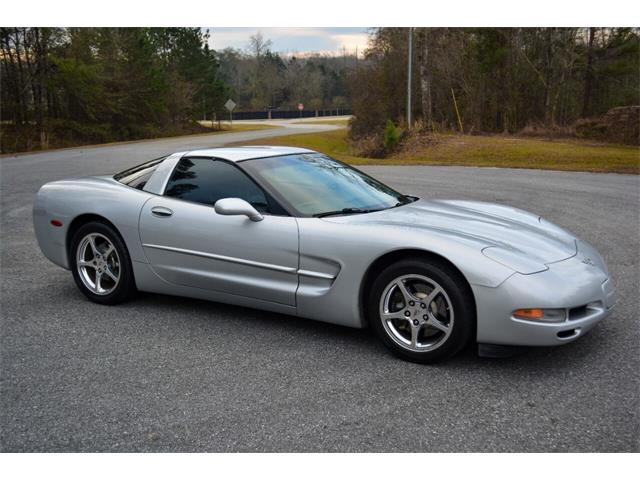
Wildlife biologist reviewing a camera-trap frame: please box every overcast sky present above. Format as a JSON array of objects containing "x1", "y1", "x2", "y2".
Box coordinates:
[{"x1": 205, "y1": 27, "x2": 370, "y2": 56}]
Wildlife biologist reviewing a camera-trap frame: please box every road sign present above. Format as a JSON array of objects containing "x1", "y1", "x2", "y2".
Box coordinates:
[
  {"x1": 224, "y1": 99, "x2": 237, "y2": 112},
  {"x1": 297, "y1": 103, "x2": 304, "y2": 111},
  {"x1": 224, "y1": 99, "x2": 236, "y2": 124}
]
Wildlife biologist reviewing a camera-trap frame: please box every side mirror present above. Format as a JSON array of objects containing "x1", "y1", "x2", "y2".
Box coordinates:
[{"x1": 214, "y1": 198, "x2": 264, "y2": 222}]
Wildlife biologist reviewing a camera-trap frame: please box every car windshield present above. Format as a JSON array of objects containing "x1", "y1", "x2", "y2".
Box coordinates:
[{"x1": 242, "y1": 153, "x2": 415, "y2": 217}]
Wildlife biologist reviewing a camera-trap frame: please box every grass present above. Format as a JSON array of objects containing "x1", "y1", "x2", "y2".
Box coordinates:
[
  {"x1": 238, "y1": 128, "x2": 639, "y2": 174},
  {"x1": 1, "y1": 122, "x2": 280, "y2": 156},
  {"x1": 296, "y1": 119, "x2": 351, "y2": 126},
  {"x1": 237, "y1": 128, "x2": 363, "y2": 164},
  {"x1": 198, "y1": 121, "x2": 279, "y2": 132}
]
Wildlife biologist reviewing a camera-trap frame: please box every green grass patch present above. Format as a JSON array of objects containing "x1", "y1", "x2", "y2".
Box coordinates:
[
  {"x1": 239, "y1": 128, "x2": 639, "y2": 174},
  {"x1": 238, "y1": 128, "x2": 362, "y2": 164}
]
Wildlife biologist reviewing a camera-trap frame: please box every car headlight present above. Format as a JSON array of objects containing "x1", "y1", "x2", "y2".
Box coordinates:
[
  {"x1": 512, "y1": 308, "x2": 566, "y2": 322},
  {"x1": 481, "y1": 246, "x2": 548, "y2": 274}
]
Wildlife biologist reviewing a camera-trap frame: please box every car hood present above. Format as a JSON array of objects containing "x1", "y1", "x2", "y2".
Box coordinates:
[{"x1": 325, "y1": 199, "x2": 577, "y2": 267}]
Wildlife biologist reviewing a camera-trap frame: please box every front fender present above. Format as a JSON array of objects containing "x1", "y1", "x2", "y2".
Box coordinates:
[{"x1": 295, "y1": 218, "x2": 515, "y2": 328}]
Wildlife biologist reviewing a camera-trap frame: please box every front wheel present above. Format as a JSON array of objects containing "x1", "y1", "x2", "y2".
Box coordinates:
[
  {"x1": 368, "y1": 258, "x2": 475, "y2": 363},
  {"x1": 69, "y1": 221, "x2": 136, "y2": 305}
]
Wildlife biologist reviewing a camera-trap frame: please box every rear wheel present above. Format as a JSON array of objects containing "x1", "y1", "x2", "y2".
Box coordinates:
[
  {"x1": 69, "y1": 221, "x2": 136, "y2": 305},
  {"x1": 368, "y1": 258, "x2": 475, "y2": 363}
]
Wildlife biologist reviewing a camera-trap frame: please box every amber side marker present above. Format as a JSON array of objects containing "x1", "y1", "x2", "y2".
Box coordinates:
[{"x1": 513, "y1": 308, "x2": 544, "y2": 319}]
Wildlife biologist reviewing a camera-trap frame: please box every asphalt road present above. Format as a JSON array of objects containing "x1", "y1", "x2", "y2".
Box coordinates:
[{"x1": 1, "y1": 124, "x2": 639, "y2": 452}]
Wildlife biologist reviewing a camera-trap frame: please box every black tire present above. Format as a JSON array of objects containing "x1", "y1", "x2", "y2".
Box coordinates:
[
  {"x1": 367, "y1": 257, "x2": 475, "y2": 364},
  {"x1": 69, "y1": 221, "x2": 136, "y2": 305}
]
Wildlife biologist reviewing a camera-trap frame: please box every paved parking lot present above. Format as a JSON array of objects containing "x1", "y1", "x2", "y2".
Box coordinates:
[{"x1": 1, "y1": 129, "x2": 638, "y2": 451}]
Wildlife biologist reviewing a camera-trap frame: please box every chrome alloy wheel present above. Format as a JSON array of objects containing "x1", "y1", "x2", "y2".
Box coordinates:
[
  {"x1": 379, "y1": 274, "x2": 454, "y2": 352},
  {"x1": 75, "y1": 233, "x2": 121, "y2": 295}
]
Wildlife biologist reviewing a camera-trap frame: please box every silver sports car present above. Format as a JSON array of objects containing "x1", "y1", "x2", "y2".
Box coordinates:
[{"x1": 33, "y1": 146, "x2": 615, "y2": 363}]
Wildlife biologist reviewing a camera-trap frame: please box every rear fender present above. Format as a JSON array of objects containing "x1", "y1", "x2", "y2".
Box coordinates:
[{"x1": 33, "y1": 177, "x2": 153, "y2": 268}]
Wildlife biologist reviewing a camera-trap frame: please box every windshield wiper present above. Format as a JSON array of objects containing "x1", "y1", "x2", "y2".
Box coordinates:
[
  {"x1": 313, "y1": 207, "x2": 378, "y2": 218},
  {"x1": 314, "y1": 197, "x2": 417, "y2": 218}
]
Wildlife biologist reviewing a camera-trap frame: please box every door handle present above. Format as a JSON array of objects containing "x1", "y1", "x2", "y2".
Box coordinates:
[{"x1": 151, "y1": 206, "x2": 173, "y2": 218}]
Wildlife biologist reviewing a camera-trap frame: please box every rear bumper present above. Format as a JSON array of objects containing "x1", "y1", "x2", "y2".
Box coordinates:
[{"x1": 473, "y1": 254, "x2": 614, "y2": 347}]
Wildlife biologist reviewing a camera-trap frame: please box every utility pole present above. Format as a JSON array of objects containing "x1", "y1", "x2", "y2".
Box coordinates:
[{"x1": 407, "y1": 27, "x2": 413, "y2": 129}]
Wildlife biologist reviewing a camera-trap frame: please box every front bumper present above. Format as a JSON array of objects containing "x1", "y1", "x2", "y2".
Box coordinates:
[{"x1": 473, "y1": 252, "x2": 614, "y2": 347}]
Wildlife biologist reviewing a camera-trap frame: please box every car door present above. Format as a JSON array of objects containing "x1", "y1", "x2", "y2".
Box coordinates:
[{"x1": 138, "y1": 157, "x2": 299, "y2": 306}]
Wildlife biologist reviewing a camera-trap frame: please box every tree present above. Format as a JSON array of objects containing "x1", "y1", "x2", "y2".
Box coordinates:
[
  {"x1": 416, "y1": 28, "x2": 432, "y2": 129},
  {"x1": 214, "y1": 38, "x2": 357, "y2": 112},
  {"x1": 1, "y1": 27, "x2": 230, "y2": 152},
  {"x1": 582, "y1": 27, "x2": 596, "y2": 117},
  {"x1": 247, "y1": 32, "x2": 273, "y2": 108},
  {"x1": 349, "y1": 27, "x2": 639, "y2": 139}
]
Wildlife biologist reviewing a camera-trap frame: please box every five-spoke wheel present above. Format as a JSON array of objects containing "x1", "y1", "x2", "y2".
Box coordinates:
[
  {"x1": 369, "y1": 257, "x2": 475, "y2": 363},
  {"x1": 380, "y1": 274, "x2": 454, "y2": 352},
  {"x1": 76, "y1": 233, "x2": 121, "y2": 295},
  {"x1": 70, "y1": 221, "x2": 136, "y2": 304}
]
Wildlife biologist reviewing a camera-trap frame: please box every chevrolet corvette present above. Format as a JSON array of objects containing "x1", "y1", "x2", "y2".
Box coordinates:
[{"x1": 33, "y1": 146, "x2": 615, "y2": 362}]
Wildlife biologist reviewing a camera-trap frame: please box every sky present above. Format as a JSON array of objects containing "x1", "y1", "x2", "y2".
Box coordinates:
[{"x1": 205, "y1": 27, "x2": 371, "y2": 56}]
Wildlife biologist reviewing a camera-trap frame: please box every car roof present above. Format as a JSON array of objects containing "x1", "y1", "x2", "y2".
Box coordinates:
[{"x1": 182, "y1": 146, "x2": 316, "y2": 162}]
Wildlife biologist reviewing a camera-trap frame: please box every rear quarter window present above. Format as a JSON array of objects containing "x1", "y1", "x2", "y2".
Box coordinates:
[{"x1": 114, "y1": 157, "x2": 166, "y2": 190}]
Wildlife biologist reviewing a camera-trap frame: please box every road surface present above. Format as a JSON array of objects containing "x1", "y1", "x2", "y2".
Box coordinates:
[{"x1": 1, "y1": 122, "x2": 638, "y2": 451}]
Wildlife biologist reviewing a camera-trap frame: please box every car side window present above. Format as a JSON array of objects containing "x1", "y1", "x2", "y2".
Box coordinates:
[
  {"x1": 114, "y1": 156, "x2": 165, "y2": 190},
  {"x1": 164, "y1": 158, "x2": 272, "y2": 213}
]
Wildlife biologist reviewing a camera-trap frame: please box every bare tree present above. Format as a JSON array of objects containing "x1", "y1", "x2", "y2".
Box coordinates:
[
  {"x1": 417, "y1": 28, "x2": 432, "y2": 130},
  {"x1": 582, "y1": 27, "x2": 596, "y2": 117},
  {"x1": 247, "y1": 32, "x2": 273, "y2": 108},
  {"x1": 248, "y1": 32, "x2": 272, "y2": 59}
]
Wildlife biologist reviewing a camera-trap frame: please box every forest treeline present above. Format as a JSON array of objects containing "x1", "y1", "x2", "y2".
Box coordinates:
[
  {"x1": 0, "y1": 28, "x2": 354, "y2": 152},
  {"x1": 217, "y1": 32, "x2": 355, "y2": 111},
  {"x1": 1, "y1": 27, "x2": 638, "y2": 153},
  {"x1": 351, "y1": 27, "x2": 639, "y2": 147},
  {"x1": 1, "y1": 28, "x2": 229, "y2": 152}
]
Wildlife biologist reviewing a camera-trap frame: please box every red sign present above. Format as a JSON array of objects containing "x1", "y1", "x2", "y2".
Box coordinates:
[{"x1": 297, "y1": 103, "x2": 304, "y2": 111}]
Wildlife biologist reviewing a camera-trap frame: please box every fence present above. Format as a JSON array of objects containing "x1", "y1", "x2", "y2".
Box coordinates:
[{"x1": 230, "y1": 108, "x2": 352, "y2": 121}]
